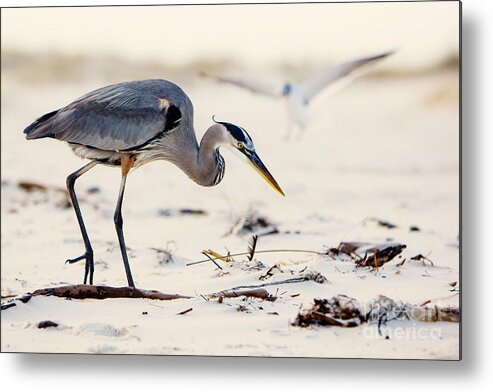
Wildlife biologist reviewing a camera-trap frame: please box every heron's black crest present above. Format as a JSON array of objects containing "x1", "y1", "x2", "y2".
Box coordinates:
[{"x1": 212, "y1": 117, "x2": 253, "y2": 146}]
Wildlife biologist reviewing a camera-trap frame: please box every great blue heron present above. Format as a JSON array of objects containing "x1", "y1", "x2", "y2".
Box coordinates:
[
  {"x1": 24, "y1": 79, "x2": 284, "y2": 287},
  {"x1": 202, "y1": 51, "x2": 393, "y2": 137}
]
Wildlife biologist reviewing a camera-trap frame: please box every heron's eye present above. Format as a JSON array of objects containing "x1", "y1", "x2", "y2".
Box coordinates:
[{"x1": 237, "y1": 142, "x2": 244, "y2": 149}]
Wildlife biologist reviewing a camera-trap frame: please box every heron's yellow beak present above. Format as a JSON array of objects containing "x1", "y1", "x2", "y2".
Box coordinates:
[{"x1": 244, "y1": 150, "x2": 285, "y2": 196}]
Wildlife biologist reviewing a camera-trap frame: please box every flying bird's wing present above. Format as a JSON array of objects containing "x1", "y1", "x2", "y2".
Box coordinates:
[
  {"x1": 25, "y1": 81, "x2": 183, "y2": 151},
  {"x1": 200, "y1": 72, "x2": 282, "y2": 98},
  {"x1": 300, "y1": 51, "x2": 394, "y2": 104}
]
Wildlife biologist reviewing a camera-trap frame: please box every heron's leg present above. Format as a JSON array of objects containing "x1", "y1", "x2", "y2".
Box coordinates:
[
  {"x1": 114, "y1": 155, "x2": 135, "y2": 287},
  {"x1": 65, "y1": 161, "x2": 98, "y2": 285}
]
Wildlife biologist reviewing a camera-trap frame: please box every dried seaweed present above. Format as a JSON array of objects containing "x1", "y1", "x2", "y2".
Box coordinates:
[
  {"x1": 247, "y1": 235, "x2": 258, "y2": 261},
  {"x1": 151, "y1": 245, "x2": 177, "y2": 265},
  {"x1": 410, "y1": 253, "x2": 434, "y2": 267},
  {"x1": 226, "y1": 210, "x2": 279, "y2": 237},
  {"x1": 293, "y1": 294, "x2": 460, "y2": 329},
  {"x1": 376, "y1": 220, "x2": 398, "y2": 229},
  {"x1": 259, "y1": 264, "x2": 283, "y2": 281},
  {"x1": 158, "y1": 208, "x2": 208, "y2": 217},
  {"x1": 302, "y1": 270, "x2": 328, "y2": 284},
  {"x1": 294, "y1": 296, "x2": 364, "y2": 327},
  {"x1": 325, "y1": 241, "x2": 406, "y2": 268},
  {"x1": 357, "y1": 244, "x2": 406, "y2": 268}
]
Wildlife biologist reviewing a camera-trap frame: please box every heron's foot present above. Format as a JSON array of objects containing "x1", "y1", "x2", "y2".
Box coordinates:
[
  {"x1": 65, "y1": 250, "x2": 94, "y2": 285},
  {"x1": 65, "y1": 254, "x2": 86, "y2": 264}
]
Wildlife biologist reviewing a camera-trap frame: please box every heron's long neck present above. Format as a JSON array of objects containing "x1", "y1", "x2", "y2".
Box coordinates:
[{"x1": 182, "y1": 124, "x2": 225, "y2": 187}]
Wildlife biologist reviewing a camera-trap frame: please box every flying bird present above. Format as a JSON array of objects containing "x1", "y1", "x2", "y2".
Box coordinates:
[
  {"x1": 201, "y1": 51, "x2": 394, "y2": 138},
  {"x1": 24, "y1": 79, "x2": 284, "y2": 287}
]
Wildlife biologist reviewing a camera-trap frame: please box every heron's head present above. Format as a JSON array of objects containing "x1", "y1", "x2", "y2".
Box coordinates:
[{"x1": 212, "y1": 117, "x2": 285, "y2": 196}]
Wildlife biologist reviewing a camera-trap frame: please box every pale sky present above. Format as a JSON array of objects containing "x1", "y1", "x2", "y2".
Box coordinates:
[{"x1": 2, "y1": 2, "x2": 460, "y2": 70}]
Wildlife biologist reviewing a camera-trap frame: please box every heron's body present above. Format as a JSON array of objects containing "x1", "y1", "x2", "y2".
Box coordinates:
[
  {"x1": 24, "y1": 79, "x2": 283, "y2": 287},
  {"x1": 284, "y1": 85, "x2": 310, "y2": 129}
]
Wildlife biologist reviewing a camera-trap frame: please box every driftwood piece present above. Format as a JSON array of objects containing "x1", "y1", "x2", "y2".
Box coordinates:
[
  {"x1": 208, "y1": 288, "x2": 276, "y2": 301},
  {"x1": 31, "y1": 285, "x2": 191, "y2": 301},
  {"x1": 1, "y1": 285, "x2": 276, "y2": 311}
]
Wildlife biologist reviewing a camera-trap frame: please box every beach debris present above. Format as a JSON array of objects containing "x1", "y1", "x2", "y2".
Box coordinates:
[
  {"x1": 187, "y1": 248, "x2": 320, "y2": 267},
  {"x1": 17, "y1": 180, "x2": 71, "y2": 208},
  {"x1": 18, "y1": 181, "x2": 46, "y2": 192},
  {"x1": 158, "y1": 208, "x2": 207, "y2": 217},
  {"x1": 410, "y1": 225, "x2": 420, "y2": 232},
  {"x1": 37, "y1": 320, "x2": 59, "y2": 329},
  {"x1": 230, "y1": 273, "x2": 326, "y2": 292},
  {"x1": 152, "y1": 243, "x2": 178, "y2": 265},
  {"x1": 1, "y1": 292, "x2": 32, "y2": 310},
  {"x1": 208, "y1": 288, "x2": 276, "y2": 302},
  {"x1": 202, "y1": 249, "x2": 234, "y2": 264},
  {"x1": 324, "y1": 241, "x2": 406, "y2": 268},
  {"x1": 302, "y1": 270, "x2": 328, "y2": 284},
  {"x1": 226, "y1": 210, "x2": 279, "y2": 237},
  {"x1": 235, "y1": 305, "x2": 251, "y2": 313},
  {"x1": 376, "y1": 220, "x2": 398, "y2": 229},
  {"x1": 259, "y1": 264, "x2": 283, "y2": 281},
  {"x1": 324, "y1": 241, "x2": 369, "y2": 259},
  {"x1": 30, "y1": 285, "x2": 191, "y2": 301},
  {"x1": 293, "y1": 295, "x2": 365, "y2": 328},
  {"x1": 410, "y1": 253, "x2": 434, "y2": 267},
  {"x1": 16, "y1": 180, "x2": 104, "y2": 209},
  {"x1": 293, "y1": 295, "x2": 460, "y2": 329},
  {"x1": 177, "y1": 307, "x2": 193, "y2": 315},
  {"x1": 201, "y1": 251, "x2": 224, "y2": 270},
  {"x1": 247, "y1": 235, "x2": 258, "y2": 261},
  {"x1": 1, "y1": 302, "x2": 17, "y2": 310},
  {"x1": 357, "y1": 243, "x2": 406, "y2": 268},
  {"x1": 86, "y1": 186, "x2": 101, "y2": 194}
]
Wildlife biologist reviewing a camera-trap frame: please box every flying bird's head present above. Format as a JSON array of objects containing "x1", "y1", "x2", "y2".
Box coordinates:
[
  {"x1": 211, "y1": 116, "x2": 285, "y2": 196},
  {"x1": 281, "y1": 83, "x2": 292, "y2": 96}
]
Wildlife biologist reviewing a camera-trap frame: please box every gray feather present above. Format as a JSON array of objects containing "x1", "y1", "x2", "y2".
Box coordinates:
[{"x1": 27, "y1": 79, "x2": 192, "y2": 151}]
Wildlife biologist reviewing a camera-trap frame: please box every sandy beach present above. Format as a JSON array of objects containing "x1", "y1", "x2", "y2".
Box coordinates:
[{"x1": 1, "y1": 54, "x2": 459, "y2": 359}]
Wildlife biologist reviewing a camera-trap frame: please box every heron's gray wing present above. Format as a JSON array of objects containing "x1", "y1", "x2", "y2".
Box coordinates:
[
  {"x1": 200, "y1": 72, "x2": 282, "y2": 98},
  {"x1": 300, "y1": 51, "x2": 394, "y2": 104},
  {"x1": 50, "y1": 83, "x2": 180, "y2": 151}
]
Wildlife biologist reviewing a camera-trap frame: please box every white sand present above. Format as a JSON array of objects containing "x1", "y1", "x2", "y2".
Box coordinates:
[{"x1": 1, "y1": 67, "x2": 459, "y2": 359}]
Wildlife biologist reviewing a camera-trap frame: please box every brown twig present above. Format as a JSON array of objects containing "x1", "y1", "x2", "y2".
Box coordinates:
[
  {"x1": 187, "y1": 249, "x2": 321, "y2": 266},
  {"x1": 177, "y1": 307, "x2": 193, "y2": 315}
]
